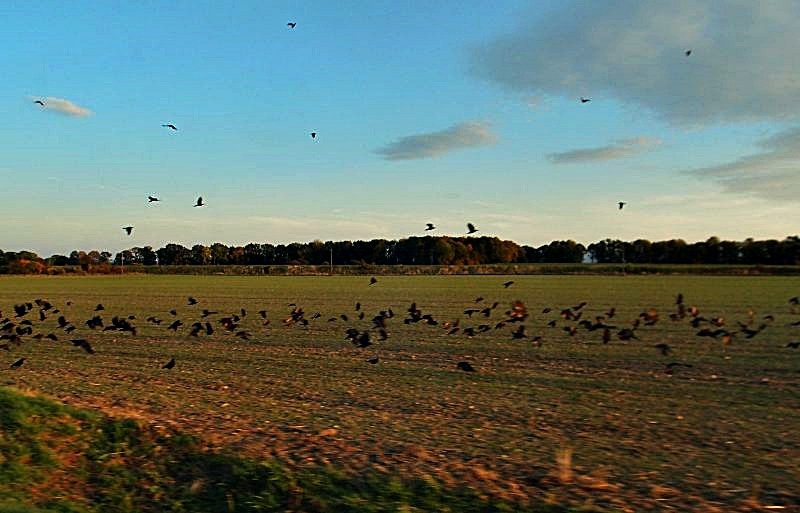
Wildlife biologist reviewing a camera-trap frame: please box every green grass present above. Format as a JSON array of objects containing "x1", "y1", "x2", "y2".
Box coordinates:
[{"x1": 1, "y1": 274, "x2": 799, "y2": 511}]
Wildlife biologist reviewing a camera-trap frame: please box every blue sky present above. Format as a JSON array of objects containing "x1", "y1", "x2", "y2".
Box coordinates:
[{"x1": 1, "y1": 0, "x2": 799, "y2": 256}]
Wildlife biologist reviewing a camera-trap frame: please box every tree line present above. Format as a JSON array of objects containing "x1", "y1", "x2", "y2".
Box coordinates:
[{"x1": 1, "y1": 236, "x2": 799, "y2": 274}]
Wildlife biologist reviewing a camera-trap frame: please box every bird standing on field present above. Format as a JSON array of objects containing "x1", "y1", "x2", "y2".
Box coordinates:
[
  {"x1": 163, "y1": 358, "x2": 176, "y2": 369},
  {"x1": 10, "y1": 357, "x2": 25, "y2": 369}
]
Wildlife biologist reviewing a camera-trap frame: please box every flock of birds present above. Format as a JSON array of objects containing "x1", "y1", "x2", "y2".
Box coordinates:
[
  {"x1": 28, "y1": 20, "x2": 689, "y2": 241},
  {"x1": 3, "y1": 278, "x2": 799, "y2": 374}
]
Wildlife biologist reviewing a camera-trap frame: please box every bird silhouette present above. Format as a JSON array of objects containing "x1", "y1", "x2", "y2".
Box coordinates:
[
  {"x1": 786, "y1": 341, "x2": 800, "y2": 349},
  {"x1": 94, "y1": 304, "x2": 104, "y2": 312},
  {"x1": 34, "y1": 100, "x2": 45, "y2": 106},
  {"x1": 287, "y1": 22, "x2": 297, "y2": 28},
  {"x1": 187, "y1": 297, "x2": 198, "y2": 306},
  {"x1": 369, "y1": 277, "x2": 378, "y2": 286},
  {"x1": 425, "y1": 223, "x2": 436, "y2": 231},
  {"x1": 366, "y1": 356, "x2": 379, "y2": 364},
  {"x1": 148, "y1": 196, "x2": 160, "y2": 202},
  {"x1": 467, "y1": 223, "x2": 478, "y2": 234},
  {"x1": 502, "y1": 281, "x2": 514, "y2": 288},
  {"x1": 685, "y1": 49, "x2": 692, "y2": 56},
  {"x1": 71, "y1": 339, "x2": 95, "y2": 354},
  {"x1": 310, "y1": 132, "x2": 317, "y2": 139},
  {"x1": 162, "y1": 124, "x2": 178, "y2": 130},
  {"x1": 194, "y1": 196, "x2": 205, "y2": 207},
  {"x1": 163, "y1": 358, "x2": 176, "y2": 369},
  {"x1": 456, "y1": 361, "x2": 476, "y2": 372},
  {"x1": 580, "y1": 97, "x2": 591, "y2": 103},
  {"x1": 618, "y1": 202, "x2": 626, "y2": 210},
  {"x1": 10, "y1": 357, "x2": 25, "y2": 369},
  {"x1": 123, "y1": 226, "x2": 133, "y2": 236}
]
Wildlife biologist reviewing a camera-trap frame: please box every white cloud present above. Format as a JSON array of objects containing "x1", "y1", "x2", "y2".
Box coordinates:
[
  {"x1": 30, "y1": 96, "x2": 92, "y2": 117},
  {"x1": 685, "y1": 126, "x2": 800, "y2": 201},
  {"x1": 548, "y1": 136, "x2": 661, "y2": 164},
  {"x1": 470, "y1": 0, "x2": 800, "y2": 126},
  {"x1": 375, "y1": 121, "x2": 496, "y2": 160}
]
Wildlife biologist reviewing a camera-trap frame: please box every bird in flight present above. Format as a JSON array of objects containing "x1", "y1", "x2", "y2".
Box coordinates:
[
  {"x1": 685, "y1": 49, "x2": 692, "y2": 56},
  {"x1": 287, "y1": 22, "x2": 297, "y2": 28},
  {"x1": 148, "y1": 196, "x2": 160, "y2": 203},
  {"x1": 467, "y1": 223, "x2": 478, "y2": 234},
  {"x1": 580, "y1": 97, "x2": 591, "y2": 103},
  {"x1": 618, "y1": 202, "x2": 626, "y2": 210},
  {"x1": 369, "y1": 277, "x2": 378, "y2": 286},
  {"x1": 425, "y1": 223, "x2": 436, "y2": 231},
  {"x1": 123, "y1": 226, "x2": 134, "y2": 236},
  {"x1": 162, "y1": 124, "x2": 178, "y2": 131},
  {"x1": 34, "y1": 100, "x2": 45, "y2": 106},
  {"x1": 194, "y1": 196, "x2": 205, "y2": 207},
  {"x1": 503, "y1": 280, "x2": 515, "y2": 288},
  {"x1": 10, "y1": 357, "x2": 25, "y2": 369},
  {"x1": 310, "y1": 132, "x2": 317, "y2": 140}
]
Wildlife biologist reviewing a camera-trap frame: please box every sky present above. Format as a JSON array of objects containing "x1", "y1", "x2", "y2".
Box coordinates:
[{"x1": 1, "y1": 0, "x2": 799, "y2": 256}]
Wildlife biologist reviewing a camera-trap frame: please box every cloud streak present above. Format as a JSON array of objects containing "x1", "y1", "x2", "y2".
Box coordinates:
[
  {"x1": 375, "y1": 121, "x2": 496, "y2": 160},
  {"x1": 685, "y1": 126, "x2": 800, "y2": 201},
  {"x1": 31, "y1": 96, "x2": 93, "y2": 117},
  {"x1": 548, "y1": 137, "x2": 661, "y2": 164},
  {"x1": 470, "y1": 0, "x2": 800, "y2": 125}
]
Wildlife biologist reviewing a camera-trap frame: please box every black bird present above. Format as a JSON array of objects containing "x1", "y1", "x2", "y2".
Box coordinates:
[
  {"x1": 94, "y1": 304, "x2": 104, "y2": 312},
  {"x1": 467, "y1": 223, "x2": 478, "y2": 234},
  {"x1": 456, "y1": 361, "x2": 476, "y2": 372},
  {"x1": 287, "y1": 22, "x2": 297, "y2": 28},
  {"x1": 162, "y1": 124, "x2": 178, "y2": 130},
  {"x1": 580, "y1": 97, "x2": 591, "y2": 103},
  {"x1": 123, "y1": 226, "x2": 133, "y2": 236},
  {"x1": 502, "y1": 280, "x2": 514, "y2": 288},
  {"x1": 148, "y1": 196, "x2": 160, "y2": 202},
  {"x1": 512, "y1": 325, "x2": 527, "y2": 339},
  {"x1": 425, "y1": 223, "x2": 436, "y2": 231},
  {"x1": 618, "y1": 202, "x2": 626, "y2": 210},
  {"x1": 685, "y1": 49, "x2": 692, "y2": 56},
  {"x1": 71, "y1": 339, "x2": 95, "y2": 354},
  {"x1": 786, "y1": 341, "x2": 800, "y2": 349},
  {"x1": 194, "y1": 196, "x2": 205, "y2": 207},
  {"x1": 167, "y1": 320, "x2": 183, "y2": 331},
  {"x1": 34, "y1": 100, "x2": 45, "y2": 106},
  {"x1": 169, "y1": 309, "x2": 178, "y2": 316},
  {"x1": 163, "y1": 358, "x2": 176, "y2": 369},
  {"x1": 366, "y1": 356, "x2": 379, "y2": 364},
  {"x1": 10, "y1": 357, "x2": 25, "y2": 369},
  {"x1": 310, "y1": 132, "x2": 317, "y2": 139},
  {"x1": 369, "y1": 277, "x2": 378, "y2": 286},
  {"x1": 187, "y1": 297, "x2": 198, "y2": 305},
  {"x1": 259, "y1": 310, "x2": 268, "y2": 319}
]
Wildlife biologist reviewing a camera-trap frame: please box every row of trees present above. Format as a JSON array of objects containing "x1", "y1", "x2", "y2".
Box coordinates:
[{"x1": 2, "y1": 236, "x2": 800, "y2": 273}]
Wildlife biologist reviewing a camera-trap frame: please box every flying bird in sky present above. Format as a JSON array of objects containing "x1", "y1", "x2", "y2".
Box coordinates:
[
  {"x1": 425, "y1": 223, "x2": 436, "y2": 231},
  {"x1": 618, "y1": 202, "x2": 626, "y2": 210},
  {"x1": 161, "y1": 124, "x2": 178, "y2": 131},
  {"x1": 34, "y1": 100, "x2": 45, "y2": 106},
  {"x1": 310, "y1": 132, "x2": 317, "y2": 140},
  {"x1": 287, "y1": 22, "x2": 297, "y2": 28},
  {"x1": 148, "y1": 196, "x2": 160, "y2": 203},
  {"x1": 580, "y1": 97, "x2": 591, "y2": 103},
  {"x1": 467, "y1": 223, "x2": 478, "y2": 234},
  {"x1": 194, "y1": 196, "x2": 205, "y2": 207},
  {"x1": 123, "y1": 226, "x2": 133, "y2": 236},
  {"x1": 685, "y1": 49, "x2": 692, "y2": 56}
]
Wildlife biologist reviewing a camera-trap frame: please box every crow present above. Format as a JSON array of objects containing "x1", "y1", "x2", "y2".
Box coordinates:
[
  {"x1": 10, "y1": 358, "x2": 25, "y2": 369},
  {"x1": 148, "y1": 196, "x2": 160, "y2": 202},
  {"x1": 369, "y1": 277, "x2": 378, "y2": 286},
  {"x1": 194, "y1": 196, "x2": 205, "y2": 207},
  {"x1": 457, "y1": 361, "x2": 476, "y2": 372},
  {"x1": 502, "y1": 281, "x2": 514, "y2": 288},
  {"x1": 618, "y1": 202, "x2": 626, "y2": 210},
  {"x1": 34, "y1": 100, "x2": 45, "y2": 106},
  {"x1": 162, "y1": 124, "x2": 178, "y2": 130},
  {"x1": 287, "y1": 22, "x2": 297, "y2": 28},
  {"x1": 310, "y1": 132, "x2": 317, "y2": 139},
  {"x1": 163, "y1": 358, "x2": 176, "y2": 369},
  {"x1": 685, "y1": 49, "x2": 692, "y2": 56},
  {"x1": 467, "y1": 223, "x2": 478, "y2": 234},
  {"x1": 786, "y1": 341, "x2": 800, "y2": 349},
  {"x1": 167, "y1": 320, "x2": 183, "y2": 331},
  {"x1": 580, "y1": 97, "x2": 591, "y2": 103},
  {"x1": 425, "y1": 223, "x2": 436, "y2": 231},
  {"x1": 187, "y1": 297, "x2": 198, "y2": 306},
  {"x1": 94, "y1": 304, "x2": 104, "y2": 312},
  {"x1": 123, "y1": 226, "x2": 133, "y2": 236},
  {"x1": 71, "y1": 339, "x2": 95, "y2": 354}
]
